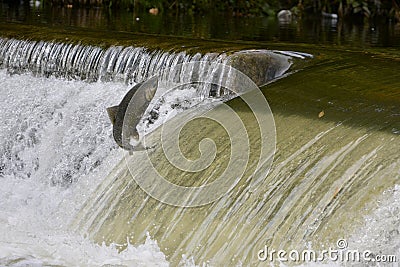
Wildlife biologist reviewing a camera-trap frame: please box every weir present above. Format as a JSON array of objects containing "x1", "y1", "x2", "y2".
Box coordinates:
[
  {"x1": 71, "y1": 59, "x2": 400, "y2": 265},
  {"x1": 0, "y1": 38, "x2": 295, "y2": 86},
  {"x1": 0, "y1": 36, "x2": 399, "y2": 266}
]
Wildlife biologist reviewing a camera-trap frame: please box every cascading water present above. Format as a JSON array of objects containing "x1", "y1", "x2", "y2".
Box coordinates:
[
  {"x1": 0, "y1": 37, "x2": 398, "y2": 267},
  {"x1": 0, "y1": 38, "x2": 210, "y2": 84},
  {"x1": 0, "y1": 38, "x2": 293, "y2": 87},
  {"x1": 0, "y1": 71, "x2": 169, "y2": 266}
]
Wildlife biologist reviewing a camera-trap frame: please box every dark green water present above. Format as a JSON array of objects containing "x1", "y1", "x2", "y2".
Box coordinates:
[{"x1": 1, "y1": 2, "x2": 400, "y2": 48}]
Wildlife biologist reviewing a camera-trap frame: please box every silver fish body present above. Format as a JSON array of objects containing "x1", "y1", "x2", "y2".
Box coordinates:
[{"x1": 107, "y1": 77, "x2": 158, "y2": 150}]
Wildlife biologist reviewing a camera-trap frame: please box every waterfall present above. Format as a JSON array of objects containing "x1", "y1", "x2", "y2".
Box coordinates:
[
  {"x1": 0, "y1": 38, "x2": 295, "y2": 89},
  {"x1": 0, "y1": 38, "x2": 191, "y2": 83}
]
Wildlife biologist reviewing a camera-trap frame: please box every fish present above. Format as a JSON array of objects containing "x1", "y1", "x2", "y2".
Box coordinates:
[{"x1": 106, "y1": 77, "x2": 158, "y2": 151}]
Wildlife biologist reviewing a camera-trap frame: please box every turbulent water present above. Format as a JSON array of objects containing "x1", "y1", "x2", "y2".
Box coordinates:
[
  {"x1": 0, "y1": 37, "x2": 399, "y2": 266},
  {"x1": 0, "y1": 71, "x2": 170, "y2": 266}
]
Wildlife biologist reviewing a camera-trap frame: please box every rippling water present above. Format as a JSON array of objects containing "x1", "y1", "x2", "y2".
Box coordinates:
[{"x1": 1, "y1": 2, "x2": 400, "y2": 47}]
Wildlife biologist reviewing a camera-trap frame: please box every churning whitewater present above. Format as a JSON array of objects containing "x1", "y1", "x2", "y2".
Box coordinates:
[{"x1": 0, "y1": 70, "x2": 170, "y2": 266}]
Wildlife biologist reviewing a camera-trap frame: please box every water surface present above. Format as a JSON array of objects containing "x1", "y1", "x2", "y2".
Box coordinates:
[{"x1": 1, "y1": 2, "x2": 400, "y2": 48}]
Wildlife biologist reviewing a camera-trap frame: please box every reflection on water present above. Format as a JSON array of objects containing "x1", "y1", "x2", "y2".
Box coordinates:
[{"x1": 1, "y1": 2, "x2": 400, "y2": 47}]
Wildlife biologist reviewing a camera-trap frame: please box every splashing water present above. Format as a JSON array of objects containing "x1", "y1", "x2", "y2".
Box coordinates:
[{"x1": 0, "y1": 70, "x2": 170, "y2": 266}]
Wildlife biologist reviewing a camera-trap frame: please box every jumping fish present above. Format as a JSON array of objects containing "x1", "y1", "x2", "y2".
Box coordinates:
[{"x1": 106, "y1": 77, "x2": 158, "y2": 151}]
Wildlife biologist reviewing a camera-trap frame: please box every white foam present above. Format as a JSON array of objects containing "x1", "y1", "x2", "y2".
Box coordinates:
[
  {"x1": 349, "y1": 184, "x2": 400, "y2": 259},
  {"x1": 137, "y1": 85, "x2": 219, "y2": 138},
  {"x1": 0, "y1": 70, "x2": 168, "y2": 266}
]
